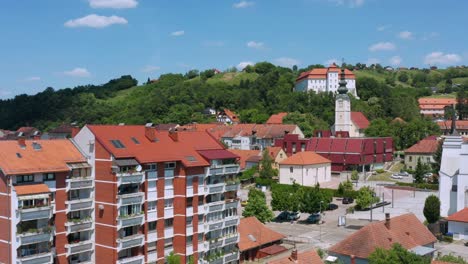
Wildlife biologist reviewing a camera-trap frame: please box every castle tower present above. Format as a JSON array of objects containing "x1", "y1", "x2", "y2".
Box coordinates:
[{"x1": 334, "y1": 67, "x2": 352, "y2": 134}]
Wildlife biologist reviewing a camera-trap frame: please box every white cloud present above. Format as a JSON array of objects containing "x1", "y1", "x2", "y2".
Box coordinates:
[
  {"x1": 233, "y1": 1, "x2": 254, "y2": 8},
  {"x1": 64, "y1": 14, "x2": 128, "y2": 28},
  {"x1": 424, "y1": 52, "x2": 462, "y2": 65},
  {"x1": 366, "y1": 58, "x2": 380, "y2": 65},
  {"x1": 389, "y1": 56, "x2": 402, "y2": 66},
  {"x1": 142, "y1": 65, "x2": 160, "y2": 73},
  {"x1": 237, "y1": 61, "x2": 254, "y2": 70},
  {"x1": 369, "y1": 42, "x2": 396, "y2": 52},
  {"x1": 274, "y1": 57, "x2": 300, "y2": 68},
  {"x1": 398, "y1": 31, "x2": 413, "y2": 40},
  {"x1": 325, "y1": 58, "x2": 339, "y2": 65},
  {"x1": 24, "y1": 76, "x2": 41, "y2": 81},
  {"x1": 246, "y1": 41, "x2": 264, "y2": 49},
  {"x1": 63, "y1": 68, "x2": 91, "y2": 77},
  {"x1": 328, "y1": 0, "x2": 364, "y2": 8},
  {"x1": 171, "y1": 30, "x2": 185, "y2": 37},
  {"x1": 88, "y1": 0, "x2": 138, "y2": 9}
]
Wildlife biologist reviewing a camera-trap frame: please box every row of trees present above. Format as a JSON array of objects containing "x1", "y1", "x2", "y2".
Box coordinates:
[{"x1": 271, "y1": 183, "x2": 332, "y2": 214}]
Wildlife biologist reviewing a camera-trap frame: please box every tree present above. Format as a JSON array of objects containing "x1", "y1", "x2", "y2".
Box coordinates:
[
  {"x1": 423, "y1": 195, "x2": 440, "y2": 224},
  {"x1": 398, "y1": 72, "x2": 409, "y2": 83},
  {"x1": 301, "y1": 184, "x2": 329, "y2": 213},
  {"x1": 243, "y1": 188, "x2": 274, "y2": 223},
  {"x1": 414, "y1": 158, "x2": 429, "y2": 183},
  {"x1": 432, "y1": 140, "x2": 443, "y2": 176},
  {"x1": 368, "y1": 243, "x2": 430, "y2": 264},
  {"x1": 187, "y1": 255, "x2": 195, "y2": 264},
  {"x1": 167, "y1": 252, "x2": 181, "y2": 264},
  {"x1": 351, "y1": 170, "x2": 359, "y2": 186},
  {"x1": 259, "y1": 149, "x2": 276, "y2": 179},
  {"x1": 436, "y1": 254, "x2": 467, "y2": 264},
  {"x1": 356, "y1": 186, "x2": 379, "y2": 210}
]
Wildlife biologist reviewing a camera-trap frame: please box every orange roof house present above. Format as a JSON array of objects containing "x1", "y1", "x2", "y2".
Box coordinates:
[
  {"x1": 228, "y1": 149, "x2": 260, "y2": 169},
  {"x1": 296, "y1": 63, "x2": 355, "y2": 82},
  {"x1": 266, "y1": 113, "x2": 288, "y2": 124},
  {"x1": 239, "y1": 217, "x2": 287, "y2": 262},
  {"x1": 328, "y1": 213, "x2": 437, "y2": 262},
  {"x1": 418, "y1": 98, "x2": 456, "y2": 117},
  {"x1": 268, "y1": 248, "x2": 324, "y2": 264},
  {"x1": 350, "y1": 112, "x2": 370, "y2": 130},
  {"x1": 279, "y1": 151, "x2": 330, "y2": 166},
  {"x1": 279, "y1": 152, "x2": 332, "y2": 186},
  {"x1": 446, "y1": 207, "x2": 468, "y2": 241},
  {"x1": 405, "y1": 139, "x2": 440, "y2": 155},
  {"x1": 446, "y1": 207, "x2": 468, "y2": 223}
]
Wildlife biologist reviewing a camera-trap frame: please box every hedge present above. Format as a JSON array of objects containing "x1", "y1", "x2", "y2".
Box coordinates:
[
  {"x1": 268, "y1": 183, "x2": 359, "y2": 199},
  {"x1": 395, "y1": 182, "x2": 439, "y2": 190}
]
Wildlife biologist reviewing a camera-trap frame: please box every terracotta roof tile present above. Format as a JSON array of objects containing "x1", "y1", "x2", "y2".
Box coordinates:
[
  {"x1": 267, "y1": 113, "x2": 288, "y2": 124},
  {"x1": 297, "y1": 64, "x2": 355, "y2": 82},
  {"x1": 351, "y1": 112, "x2": 370, "y2": 129},
  {"x1": 223, "y1": 109, "x2": 239, "y2": 122},
  {"x1": 227, "y1": 150, "x2": 260, "y2": 169},
  {"x1": 405, "y1": 139, "x2": 440, "y2": 154},
  {"x1": 267, "y1": 146, "x2": 283, "y2": 159},
  {"x1": 418, "y1": 98, "x2": 456, "y2": 105},
  {"x1": 268, "y1": 249, "x2": 324, "y2": 264},
  {"x1": 438, "y1": 120, "x2": 468, "y2": 130},
  {"x1": 328, "y1": 213, "x2": 436, "y2": 259},
  {"x1": 238, "y1": 217, "x2": 286, "y2": 251},
  {"x1": 15, "y1": 184, "x2": 50, "y2": 195},
  {"x1": 0, "y1": 140, "x2": 86, "y2": 175},
  {"x1": 446, "y1": 207, "x2": 468, "y2": 223},
  {"x1": 279, "y1": 151, "x2": 331, "y2": 165}
]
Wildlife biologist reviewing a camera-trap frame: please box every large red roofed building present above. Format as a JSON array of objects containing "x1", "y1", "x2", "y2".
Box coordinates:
[
  {"x1": 73, "y1": 124, "x2": 241, "y2": 264},
  {"x1": 268, "y1": 248, "x2": 324, "y2": 264},
  {"x1": 295, "y1": 63, "x2": 357, "y2": 97},
  {"x1": 418, "y1": 98, "x2": 456, "y2": 118},
  {"x1": 438, "y1": 120, "x2": 468, "y2": 136}
]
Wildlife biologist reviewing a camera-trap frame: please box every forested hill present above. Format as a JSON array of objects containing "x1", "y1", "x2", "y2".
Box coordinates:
[{"x1": 1, "y1": 62, "x2": 468, "y2": 143}]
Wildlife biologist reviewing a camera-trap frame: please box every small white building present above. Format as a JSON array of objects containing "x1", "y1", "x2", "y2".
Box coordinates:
[
  {"x1": 279, "y1": 151, "x2": 331, "y2": 186},
  {"x1": 446, "y1": 207, "x2": 468, "y2": 241}
]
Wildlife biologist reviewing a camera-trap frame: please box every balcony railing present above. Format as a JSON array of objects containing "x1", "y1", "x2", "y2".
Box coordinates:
[
  {"x1": 117, "y1": 234, "x2": 145, "y2": 251},
  {"x1": 223, "y1": 234, "x2": 239, "y2": 246},
  {"x1": 66, "y1": 218, "x2": 93, "y2": 233},
  {"x1": 224, "y1": 252, "x2": 239, "y2": 263},
  {"x1": 17, "y1": 229, "x2": 53, "y2": 246},
  {"x1": 225, "y1": 182, "x2": 239, "y2": 192},
  {"x1": 117, "y1": 172, "x2": 145, "y2": 186},
  {"x1": 18, "y1": 205, "x2": 53, "y2": 221},
  {"x1": 17, "y1": 252, "x2": 53, "y2": 264},
  {"x1": 117, "y1": 255, "x2": 145, "y2": 264},
  {"x1": 118, "y1": 214, "x2": 145, "y2": 228},
  {"x1": 207, "y1": 165, "x2": 240, "y2": 176},
  {"x1": 118, "y1": 192, "x2": 145, "y2": 206},
  {"x1": 66, "y1": 177, "x2": 93, "y2": 190},
  {"x1": 66, "y1": 198, "x2": 93, "y2": 212},
  {"x1": 208, "y1": 201, "x2": 225, "y2": 213},
  {"x1": 207, "y1": 184, "x2": 224, "y2": 194},
  {"x1": 225, "y1": 200, "x2": 238, "y2": 210},
  {"x1": 66, "y1": 240, "x2": 93, "y2": 256}
]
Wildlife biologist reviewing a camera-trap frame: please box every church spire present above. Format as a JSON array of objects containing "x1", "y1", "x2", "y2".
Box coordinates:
[{"x1": 337, "y1": 65, "x2": 348, "y2": 95}]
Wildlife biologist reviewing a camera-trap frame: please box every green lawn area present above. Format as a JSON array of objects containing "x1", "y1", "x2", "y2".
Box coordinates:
[{"x1": 368, "y1": 162, "x2": 404, "y2": 182}]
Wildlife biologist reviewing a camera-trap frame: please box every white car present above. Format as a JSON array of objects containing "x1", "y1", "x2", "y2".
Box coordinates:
[
  {"x1": 391, "y1": 174, "x2": 403, "y2": 179},
  {"x1": 424, "y1": 172, "x2": 433, "y2": 178}
]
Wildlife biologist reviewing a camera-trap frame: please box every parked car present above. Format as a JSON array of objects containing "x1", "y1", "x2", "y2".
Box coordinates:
[
  {"x1": 288, "y1": 212, "x2": 301, "y2": 221},
  {"x1": 464, "y1": 241, "x2": 468, "y2": 247},
  {"x1": 342, "y1": 197, "x2": 354, "y2": 204},
  {"x1": 399, "y1": 171, "x2": 410, "y2": 177},
  {"x1": 391, "y1": 174, "x2": 403, "y2": 179},
  {"x1": 327, "y1": 203, "x2": 338, "y2": 211},
  {"x1": 275, "y1": 211, "x2": 290, "y2": 222},
  {"x1": 306, "y1": 213, "x2": 321, "y2": 224}
]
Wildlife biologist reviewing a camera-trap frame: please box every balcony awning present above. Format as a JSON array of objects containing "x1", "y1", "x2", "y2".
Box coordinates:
[
  {"x1": 113, "y1": 159, "x2": 139, "y2": 167},
  {"x1": 197, "y1": 150, "x2": 239, "y2": 160},
  {"x1": 15, "y1": 183, "x2": 50, "y2": 197},
  {"x1": 410, "y1": 246, "x2": 436, "y2": 256},
  {"x1": 18, "y1": 194, "x2": 50, "y2": 200},
  {"x1": 67, "y1": 162, "x2": 91, "y2": 169}
]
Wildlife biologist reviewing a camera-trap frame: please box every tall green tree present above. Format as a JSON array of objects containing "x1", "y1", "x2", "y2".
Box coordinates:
[
  {"x1": 423, "y1": 195, "x2": 440, "y2": 224},
  {"x1": 414, "y1": 158, "x2": 430, "y2": 183},
  {"x1": 356, "y1": 186, "x2": 379, "y2": 210},
  {"x1": 167, "y1": 252, "x2": 181, "y2": 264},
  {"x1": 242, "y1": 188, "x2": 274, "y2": 223},
  {"x1": 368, "y1": 243, "x2": 430, "y2": 264},
  {"x1": 259, "y1": 149, "x2": 276, "y2": 179}
]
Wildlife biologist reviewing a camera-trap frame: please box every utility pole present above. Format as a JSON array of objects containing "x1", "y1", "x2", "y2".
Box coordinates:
[{"x1": 392, "y1": 189, "x2": 394, "y2": 208}]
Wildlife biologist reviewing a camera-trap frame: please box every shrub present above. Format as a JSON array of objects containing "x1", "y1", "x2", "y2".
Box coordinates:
[
  {"x1": 442, "y1": 235, "x2": 453, "y2": 243},
  {"x1": 375, "y1": 169, "x2": 385, "y2": 174},
  {"x1": 395, "y1": 182, "x2": 439, "y2": 190}
]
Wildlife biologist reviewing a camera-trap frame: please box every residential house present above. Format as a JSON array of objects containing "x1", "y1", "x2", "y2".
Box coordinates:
[
  {"x1": 328, "y1": 213, "x2": 437, "y2": 264},
  {"x1": 404, "y1": 137, "x2": 440, "y2": 170},
  {"x1": 45, "y1": 124, "x2": 80, "y2": 139},
  {"x1": 446, "y1": 207, "x2": 468, "y2": 240},
  {"x1": 217, "y1": 109, "x2": 239, "y2": 124},
  {"x1": 266, "y1": 146, "x2": 287, "y2": 170},
  {"x1": 238, "y1": 217, "x2": 286, "y2": 262},
  {"x1": 228, "y1": 150, "x2": 261, "y2": 170},
  {"x1": 279, "y1": 152, "x2": 332, "y2": 186},
  {"x1": 266, "y1": 113, "x2": 288, "y2": 125},
  {"x1": 438, "y1": 120, "x2": 468, "y2": 136},
  {"x1": 268, "y1": 248, "x2": 324, "y2": 264},
  {"x1": 418, "y1": 98, "x2": 456, "y2": 118},
  {"x1": 0, "y1": 129, "x2": 14, "y2": 140}
]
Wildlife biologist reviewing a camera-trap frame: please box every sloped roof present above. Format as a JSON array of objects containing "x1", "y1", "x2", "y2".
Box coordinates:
[
  {"x1": 0, "y1": 140, "x2": 86, "y2": 175},
  {"x1": 227, "y1": 149, "x2": 260, "y2": 169},
  {"x1": 223, "y1": 109, "x2": 239, "y2": 122},
  {"x1": 15, "y1": 184, "x2": 51, "y2": 195},
  {"x1": 207, "y1": 124, "x2": 299, "y2": 140},
  {"x1": 418, "y1": 98, "x2": 456, "y2": 105},
  {"x1": 329, "y1": 213, "x2": 436, "y2": 259},
  {"x1": 268, "y1": 249, "x2": 324, "y2": 264},
  {"x1": 446, "y1": 207, "x2": 468, "y2": 223},
  {"x1": 296, "y1": 63, "x2": 355, "y2": 82},
  {"x1": 279, "y1": 151, "x2": 331, "y2": 166},
  {"x1": 351, "y1": 112, "x2": 370, "y2": 130},
  {"x1": 49, "y1": 124, "x2": 74, "y2": 134},
  {"x1": 267, "y1": 146, "x2": 283, "y2": 159},
  {"x1": 266, "y1": 113, "x2": 288, "y2": 124},
  {"x1": 438, "y1": 120, "x2": 468, "y2": 130},
  {"x1": 238, "y1": 217, "x2": 286, "y2": 251},
  {"x1": 404, "y1": 139, "x2": 439, "y2": 154}
]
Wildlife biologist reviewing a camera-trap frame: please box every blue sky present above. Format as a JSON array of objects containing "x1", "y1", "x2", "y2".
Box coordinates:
[{"x1": 1, "y1": 0, "x2": 467, "y2": 99}]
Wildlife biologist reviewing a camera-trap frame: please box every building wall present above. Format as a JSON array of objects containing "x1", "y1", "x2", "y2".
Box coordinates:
[
  {"x1": 295, "y1": 76, "x2": 356, "y2": 96},
  {"x1": 404, "y1": 154, "x2": 434, "y2": 170},
  {"x1": 329, "y1": 253, "x2": 368, "y2": 264},
  {"x1": 272, "y1": 149, "x2": 287, "y2": 170},
  {"x1": 335, "y1": 96, "x2": 352, "y2": 134},
  {"x1": 448, "y1": 221, "x2": 468, "y2": 240},
  {"x1": 439, "y1": 136, "x2": 463, "y2": 217},
  {"x1": 279, "y1": 163, "x2": 331, "y2": 186},
  {"x1": 0, "y1": 172, "x2": 11, "y2": 264}
]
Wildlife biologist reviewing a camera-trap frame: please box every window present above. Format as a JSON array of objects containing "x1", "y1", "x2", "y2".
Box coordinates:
[
  {"x1": 290, "y1": 167, "x2": 293, "y2": 173},
  {"x1": 148, "y1": 164, "x2": 157, "y2": 171},
  {"x1": 88, "y1": 142, "x2": 94, "y2": 153},
  {"x1": 131, "y1": 137, "x2": 140, "y2": 144},
  {"x1": 164, "y1": 199, "x2": 173, "y2": 208},
  {"x1": 186, "y1": 176, "x2": 193, "y2": 187},
  {"x1": 186, "y1": 235, "x2": 193, "y2": 245},
  {"x1": 186, "y1": 197, "x2": 193, "y2": 207},
  {"x1": 43, "y1": 173, "x2": 55, "y2": 181},
  {"x1": 147, "y1": 201, "x2": 156, "y2": 211},
  {"x1": 119, "y1": 204, "x2": 142, "y2": 217},
  {"x1": 165, "y1": 178, "x2": 173, "y2": 188},
  {"x1": 110, "y1": 140, "x2": 125, "y2": 149},
  {"x1": 16, "y1": 175, "x2": 34, "y2": 184},
  {"x1": 198, "y1": 214, "x2": 204, "y2": 223},
  {"x1": 148, "y1": 221, "x2": 157, "y2": 231},
  {"x1": 301, "y1": 143, "x2": 306, "y2": 152},
  {"x1": 164, "y1": 218, "x2": 173, "y2": 227},
  {"x1": 186, "y1": 216, "x2": 193, "y2": 226},
  {"x1": 164, "y1": 238, "x2": 173, "y2": 249},
  {"x1": 426, "y1": 157, "x2": 430, "y2": 162},
  {"x1": 409, "y1": 156, "x2": 413, "y2": 162},
  {"x1": 165, "y1": 162, "x2": 175, "y2": 169},
  {"x1": 198, "y1": 196, "x2": 204, "y2": 206}
]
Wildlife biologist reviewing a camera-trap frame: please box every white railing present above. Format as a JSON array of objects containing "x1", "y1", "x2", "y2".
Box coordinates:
[
  {"x1": 17, "y1": 231, "x2": 53, "y2": 246},
  {"x1": 117, "y1": 234, "x2": 145, "y2": 251},
  {"x1": 18, "y1": 206, "x2": 53, "y2": 222},
  {"x1": 66, "y1": 219, "x2": 93, "y2": 234},
  {"x1": 118, "y1": 214, "x2": 145, "y2": 229},
  {"x1": 118, "y1": 192, "x2": 145, "y2": 206},
  {"x1": 116, "y1": 255, "x2": 145, "y2": 264},
  {"x1": 17, "y1": 252, "x2": 53, "y2": 264},
  {"x1": 66, "y1": 198, "x2": 93, "y2": 212},
  {"x1": 65, "y1": 240, "x2": 93, "y2": 256},
  {"x1": 117, "y1": 172, "x2": 145, "y2": 186},
  {"x1": 207, "y1": 165, "x2": 240, "y2": 176},
  {"x1": 66, "y1": 177, "x2": 94, "y2": 190}
]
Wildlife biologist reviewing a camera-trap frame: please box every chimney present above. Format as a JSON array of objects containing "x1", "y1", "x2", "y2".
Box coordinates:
[
  {"x1": 284, "y1": 130, "x2": 290, "y2": 135},
  {"x1": 145, "y1": 124, "x2": 157, "y2": 142},
  {"x1": 18, "y1": 137, "x2": 26, "y2": 148},
  {"x1": 71, "y1": 126, "x2": 80, "y2": 138},
  {"x1": 351, "y1": 255, "x2": 356, "y2": 264},
  {"x1": 168, "y1": 129, "x2": 178, "y2": 142},
  {"x1": 290, "y1": 248, "x2": 298, "y2": 261},
  {"x1": 385, "y1": 213, "x2": 390, "y2": 229}
]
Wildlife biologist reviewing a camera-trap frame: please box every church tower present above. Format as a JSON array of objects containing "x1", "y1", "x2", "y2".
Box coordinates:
[{"x1": 334, "y1": 66, "x2": 352, "y2": 134}]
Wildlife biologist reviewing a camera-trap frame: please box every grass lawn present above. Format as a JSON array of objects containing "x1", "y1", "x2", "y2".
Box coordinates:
[{"x1": 368, "y1": 162, "x2": 404, "y2": 182}]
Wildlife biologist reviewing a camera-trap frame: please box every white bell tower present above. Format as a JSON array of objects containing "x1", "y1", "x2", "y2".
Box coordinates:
[{"x1": 334, "y1": 67, "x2": 352, "y2": 133}]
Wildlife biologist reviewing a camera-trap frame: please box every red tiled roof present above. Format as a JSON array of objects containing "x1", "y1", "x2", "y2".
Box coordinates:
[
  {"x1": 279, "y1": 151, "x2": 331, "y2": 166},
  {"x1": 223, "y1": 109, "x2": 239, "y2": 122},
  {"x1": 15, "y1": 184, "x2": 50, "y2": 195},
  {"x1": 267, "y1": 147, "x2": 283, "y2": 159},
  {"x1": 258, "y1": 244, "x2": 288, "y2": 255},
  {"x1": 296, "y1": 63, "x2": 355, "y2": 82},
  {"x1": 49, "y1": 124, "x2": 74, "y2": 134},
  {"x1": 267, "y1": 113, "x2": 288, "y2": 124},
  {"x1": 419, "y1": 104, "x2": 449, "y2": 110},
  {"x1": 238, "y1": 217, "x2": 286, "y2": 251},
  {"x1": 438, "y1": 120, "x2": 468, "y2": 130},
  {"x1": 227, "y1": 149, "x2": 260, "y2": 169},
  {"x1": 351, "y1": 112, "x2": 370, "y2": 129},
  {"x1": 446, "y1": 207, "x2": 468, "y2": 223},
  {"x1": 418, "y1": 98, "x2": 456, "y2": 105},
  {"x1": 328, "y1": 213, "x2": 437, "y2": 259},
  {"x1": 17, "y1": 127, "x2": 39, "y2": 133},
  {"x1": 405, "y1": 139, "x2": 440, "y2": 154},
  {"x1": 0, "y1": 140, "x2": 86, "y2": 175},
  {"x1": 268, "y1": 249, "x2": 324, "y2": 264},
  {"x1": 197, "y1": 149, "x2": 239, "y2": 160}
]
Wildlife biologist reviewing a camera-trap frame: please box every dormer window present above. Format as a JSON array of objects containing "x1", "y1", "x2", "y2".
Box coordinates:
[{"x1": 110, "y1": 140, "x2": 125, "y2": 149}]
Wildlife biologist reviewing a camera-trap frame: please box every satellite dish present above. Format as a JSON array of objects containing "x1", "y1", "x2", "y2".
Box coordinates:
[{"x1": 136, "y1": 165, "x2": 142, "y2": 172}]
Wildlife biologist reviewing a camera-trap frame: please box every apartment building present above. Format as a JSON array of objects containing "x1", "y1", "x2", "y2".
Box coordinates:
[
  {"x1": 73, "y1": 124, "x2": 241, "y2": 264},
  {"x1": 0, "y1": 139, "x2": 94, "y2": 264}
]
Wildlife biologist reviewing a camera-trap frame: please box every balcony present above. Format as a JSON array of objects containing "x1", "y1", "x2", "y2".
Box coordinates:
[
  {"x1": 66, "y1": 198, "x2": 93, "y2": 212},
  {"x1": 118, "y1": 214, "x2": 145, "y2": 229},
  {"x1": 208, "y1": 201, "x2": 225, "y2": 213},
  {"x1": 207, "y1": 164, "x2": 240, "y2": 176},
  {"x1": 117, "y1": 234, "x2": 145, "y2": 251},
  {"x1": 118, "y1": 192, "x2": 145, "y2": 206},
  {"x1": 17, "y1": 229, "x2": 53, "y2": 246},
  {"x1": 18, "y1": 206, "x2": 53, "y2": 222},
  {"x1": 224, "y1": 218, "x2": 239, "y2": 227},
  {"x1": 208, "y1": 220, "x2": 224, "y2": 232},
  {"x1": 224, "y1": 252, "x2": 239, "y2": 263},
  {"x1": 66, "y1": 240, "x2": 93, "y2": 256},
  {"x1": 223, "y1": 234, "x2": 239, "y2": 246},
  {"x1": 225, "y1": 200, "x2": 238, "y2": 210},
  {"x1": 225, "y1": 182, "x2": 239, "y2": 192},
  {"x1": 66, "y1": 218, "x2": 93, "y2": 234},
  {"x1": 117, "y1": 255, "x2": 145, "y2": 264},
  {"x1": 207, "y1": 184, "x2": 224, "y2": 194},
  {"x1": 17, "y1": 252, "x2": 53, "y2": 264},
  {"x1": 66, "y1": 177, "x2": 93, "y2": 190},
  {"x1": 117, "y1": 172, "x2": 145, "y2": 186}
]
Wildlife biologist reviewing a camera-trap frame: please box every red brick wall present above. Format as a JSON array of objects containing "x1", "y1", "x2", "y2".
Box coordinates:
[
  {"x1": 96, "y1": 245, "x2": 117, "y2": 263},
  {"x1": 0, "y1": 172, "x2": 11, "y2": 264}
]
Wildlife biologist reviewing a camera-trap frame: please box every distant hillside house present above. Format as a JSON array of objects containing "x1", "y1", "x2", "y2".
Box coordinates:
[
  {"x1": 438, "y1": 120, "x2": 468, "y2": 136},
  {"x1": 404, "y1": 137, "x2": 440, "y2": 170},
  {"x1": 266, "y1": 112, "x2": 288, "y2": 124},
  {"x1": 418, "y1": 98, "x2": 456, "y2": 118},
  {"x1": 217, "y1": 108, "x2": 239, "y2": 124},
  {"x1": 279, "y1": 151, "x2": 332, "y2": 186},
  {"x1": 295, "y1": 63, "x2": 357, "y2": 97}
]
